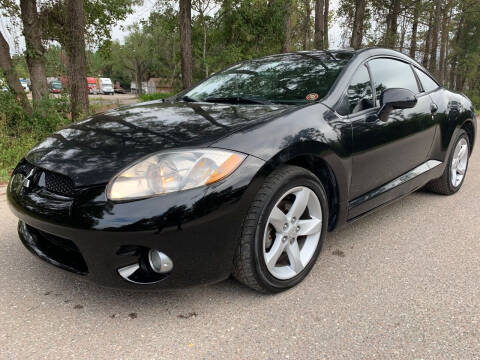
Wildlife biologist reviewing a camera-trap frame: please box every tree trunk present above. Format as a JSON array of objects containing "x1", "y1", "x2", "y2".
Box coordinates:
[
  {"x1": 202, "y1": 19, "x2": 208, "y2": 77},
  {"x1": 428, "y1": 0, "x2": 443, "y2": 76},
  {"x1": 64, "y1": 0, "x2": 89, "y2": 121},
  {"x1": 136, "y1": 61, "x2": 143, "y2": 95},
  {"x1": 314, "y1": 0, "x2": 325, "y2": 49},
  {"x1": 323, "y1": 0, "x2": 329, "y2": 48},
  {"x1": 179, "y1": 0, "x2": 193, "y2": 89},
  {"x1": 399, "y1": 15, "x2": 406, "y2": 52},
  {"x1": 422, "y1": 12, "x2": 433, "y2": 68},
  {"x1": 384, "y1": 0, "x2": 401, "y2": 48},
  {"x1": 303, "y1": 0, "x2": 312, "y2": 50},
  {"x1": 282, "y1": 0, "x2": 294, "y2": 52},
  {"x1": 409, "y1": 0, "x2": 420, "y2": 59},
  {"x1": 350, "y1": 0, "x2": 366, "y2": 49},
  {"x1": 0, "y1": 31, "x2": 32, "y2": 114},
  {"x1": 439, "y1": 3, "x2": 450, "y2": 84},
  {"x1": 20, "y1": 0, "x2": 48, "y2": 104}
]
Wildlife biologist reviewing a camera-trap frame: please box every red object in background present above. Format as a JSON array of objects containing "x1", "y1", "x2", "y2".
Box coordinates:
[
  {"x1": 87, "y1": 77, "x2": 97, "y2": 93},
  {"x1": 60, "y1": 76, "x2": 69, "y2": 88}
]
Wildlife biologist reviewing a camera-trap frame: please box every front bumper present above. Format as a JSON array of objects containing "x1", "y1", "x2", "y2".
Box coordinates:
[{"x1": 7, "y1": 156, "x2": 265, "y2": 289}]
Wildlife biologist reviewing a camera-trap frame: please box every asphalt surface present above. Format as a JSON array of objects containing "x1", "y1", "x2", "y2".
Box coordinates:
[{"x1": 1, "y1": 143, "x2": 479, "y2": 359}]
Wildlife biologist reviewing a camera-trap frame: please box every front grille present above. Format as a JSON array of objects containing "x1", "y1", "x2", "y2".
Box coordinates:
[
  {"x1": 14, "y1": 159, "x2": 75, "y2": 197},
  {"x1": 44, "y1": 171, "x2": 74, "y2": 197},
  {"x1": 27, "y1": 225, "x2": 88, "y2": 275}
]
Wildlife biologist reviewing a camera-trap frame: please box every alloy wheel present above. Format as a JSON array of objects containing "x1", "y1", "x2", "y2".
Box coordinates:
[
  {"x1": 450, "y1": 138, "x2": 468, "y2": 187},
  {"x1": 263, "y1": 186, "x2": 322, "y2": 280}
]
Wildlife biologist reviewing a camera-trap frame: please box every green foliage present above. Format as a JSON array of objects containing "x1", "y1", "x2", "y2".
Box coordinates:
[
  {"x1": 39, "y1": 0, "x2": 141, "y2": 49},
  {"x1": 0, "y1": 92, "x2": 71, "y2": 182},
  {"x1": 12, "y1": 55, "x2": 29, "y2": 78},
  {"x1": 138, "y1": 92, "x2": 174, "y2": 102},
  {"x1": 45, "y1": 46, "x2": 66, "y2": 77}
]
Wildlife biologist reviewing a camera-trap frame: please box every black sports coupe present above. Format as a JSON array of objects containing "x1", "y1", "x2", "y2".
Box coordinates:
[{"x1": 8, "y1": 48, "x2": 476, "y2": 293}]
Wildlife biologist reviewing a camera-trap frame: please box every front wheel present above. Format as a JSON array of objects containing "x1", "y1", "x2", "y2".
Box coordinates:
[{"x1": 233, "y1": 165, "x2": 328, "y2": 293}]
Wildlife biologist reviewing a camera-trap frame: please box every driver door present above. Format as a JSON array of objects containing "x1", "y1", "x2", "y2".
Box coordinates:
[{"x1": 348, "y1": 58, "x2": 437, "y2": 211}]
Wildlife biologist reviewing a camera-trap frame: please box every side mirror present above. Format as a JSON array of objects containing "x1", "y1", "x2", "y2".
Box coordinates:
[{"x1": 378, "y1": 88, "x2": 417, "y2": 119}]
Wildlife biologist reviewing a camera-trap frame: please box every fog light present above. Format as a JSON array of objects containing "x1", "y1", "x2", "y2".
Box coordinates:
[{"x1": 148, "y1": 249, "x2": 173, "y2": 274}]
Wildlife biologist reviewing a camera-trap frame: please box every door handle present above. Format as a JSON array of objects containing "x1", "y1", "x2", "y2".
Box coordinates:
[{"x1": 431, "y1": 103, "x2": 438, "y2": 114}]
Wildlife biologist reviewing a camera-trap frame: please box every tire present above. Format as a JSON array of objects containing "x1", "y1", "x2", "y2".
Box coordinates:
[
  {"x1": 425, "y1": 129, "x2": 470, "y2": 195},
  {"x1": 233, "y1": 165, "x2": 329, "y2": 293}
]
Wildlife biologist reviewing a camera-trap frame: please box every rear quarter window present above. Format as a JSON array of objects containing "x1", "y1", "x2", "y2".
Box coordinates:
[{"x1": 413, "y1": 67, "x2": 440, "y2": 93}]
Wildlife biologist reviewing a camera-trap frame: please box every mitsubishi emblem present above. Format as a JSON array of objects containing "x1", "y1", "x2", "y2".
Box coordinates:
[{"x1": 23, "y1": 168, "x2": 36, "y2": 189}]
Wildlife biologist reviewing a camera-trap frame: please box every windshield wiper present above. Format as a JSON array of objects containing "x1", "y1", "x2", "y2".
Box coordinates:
[
  {"x1": 205, "y1": 96, "x2": 272, "y2": 105},
  {"x1": 182, "y1": 95, "x2": 198, "y2": 102}
]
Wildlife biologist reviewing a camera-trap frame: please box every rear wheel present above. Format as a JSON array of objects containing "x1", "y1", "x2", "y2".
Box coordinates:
[
  {"x1": 426, "y1": 129, "x2": 470, "y2": 195},
  {"x1": 233, "y1": 165, "x2": 328, "y2": 293}
]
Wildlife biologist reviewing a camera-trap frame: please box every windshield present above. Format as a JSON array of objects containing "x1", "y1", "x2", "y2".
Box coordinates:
[
  {"x1": 185, "y1": 52, "x2": 352, "y2": 105},
  {"x1": 51, "y1": 82, "x2": 62, "y2": 89},
  {"x1": 102, "y1": 79, "x2": 112, "y2": 85}
]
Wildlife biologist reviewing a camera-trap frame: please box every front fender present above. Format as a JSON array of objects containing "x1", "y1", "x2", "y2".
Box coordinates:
[{"x1": 213, "y1": 103, "x2": 353, "y2": 228}]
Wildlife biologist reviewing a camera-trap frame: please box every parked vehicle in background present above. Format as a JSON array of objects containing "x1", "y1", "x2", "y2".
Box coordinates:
[
  {"x1": 19, "y1": 79, "x2": 29, "y2": 93},
  {"x1": 114, "y1": 81, "x2": 127, "y2": 94},
  {"x1": 99, "y1": 78, "x2": 114, "y2": 95},
  {"x1": 87, "y1": 77, "x2": 97, "y2": 94},
  {"x1": 49, "y1": 81, "x2": 63, "y2": 94}
]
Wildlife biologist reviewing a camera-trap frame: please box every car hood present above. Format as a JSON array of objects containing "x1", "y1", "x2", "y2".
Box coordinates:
[{"x1": 26, "y1": 101, "x2": 290, "y2": 187}]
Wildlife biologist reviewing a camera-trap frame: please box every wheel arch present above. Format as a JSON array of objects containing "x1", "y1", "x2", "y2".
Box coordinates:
[
  {"x1": 252, "y1": 142, "x2": 350, "y2": 231},
  {"x1": 461, "y1": 119, "x2": 475, "y2": 153}
]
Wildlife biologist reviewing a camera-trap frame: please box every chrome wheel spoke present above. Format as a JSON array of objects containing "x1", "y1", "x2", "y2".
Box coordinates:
[
  {"x1": 297, "y1": 218, "x2": 322, "y2": 236},
  {"x1": 269, "y1": 206, "x2": 288, "y2": 233},
  {"x1": 458, "y1": 145, "x2": 467, "y2": 160},
  {"x1": 287, "y1": 188, "x2": 310, "y2": 220},
  {"x1": 265, "y1": 234, "x2": 286, "y2": 269},
  {"x1": 286, "y1": 240, "x2": 303, "y2": 273}
]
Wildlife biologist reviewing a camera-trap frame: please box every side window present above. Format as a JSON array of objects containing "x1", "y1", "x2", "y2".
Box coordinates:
[
  {"x1": 346, "y1": 65, "x2": 374, "y2": 114},
  {"x1": 336, "y1": 65, "x2": 374, "y2": 116},
  {"x1": 368, "y1": 58, "x2": 420, "y2": 106},
  {"x1": 413, "y1": 67, "x2": 439, "y2": 93}
]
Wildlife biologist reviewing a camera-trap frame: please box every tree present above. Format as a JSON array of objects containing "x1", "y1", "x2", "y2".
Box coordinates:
[
  {"x1": 39, "y1": 0, "x2": 139, "y2": 117},
  {"x1": 384, "y1": 0, "x2": 401, "y2": 48},
  {"x1": 409, "y1": 0, "x2": 421, "y2": 58},
  {"x1": 323, "y1": 0, "x2": 329, "y2": 47},
  {"x1": 179, "y1": 0, "x2": 193, "y2": 89},
  {"x1": 192, "y1": 0, "x2": 214, "y2": 76},
  {"x1": 314, "y1": 0, "x2": 325, "y2": 49},
  {"x1": 19, "y1": 0, "x2": 48, "y2": 104},
  {"x1": 302, "y1": 0, "x2": 312, "y2": 50},
  {"x1": 428, "y1": 0, "x2": 443, "y2": 76},
  {"x1": 64, "y1": 0, "x2": 89, "y2": 120},
  {"x1": 282, "y1": 0, "x2": 294, "y2": 53},
  {"x1": 0, "y1": 30, "x2": 31, "y2": 114},
  {"x1": 350, "y1": 0, "x2": 366, "y2": 49}
]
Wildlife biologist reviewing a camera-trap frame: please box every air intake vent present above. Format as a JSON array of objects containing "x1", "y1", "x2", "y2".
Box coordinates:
[{"x1": 44, "y1": 170, "x2": 75, "y2": 197}]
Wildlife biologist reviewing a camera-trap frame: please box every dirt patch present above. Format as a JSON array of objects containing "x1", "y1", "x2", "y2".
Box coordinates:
[{"x1": 332, "y1": 249, "x2": 346, "y2": 257}]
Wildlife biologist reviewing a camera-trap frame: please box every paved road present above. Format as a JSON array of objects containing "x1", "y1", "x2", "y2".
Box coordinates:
[{"x1": 1, "y1": 144, "x2": 479, "y2": 359}]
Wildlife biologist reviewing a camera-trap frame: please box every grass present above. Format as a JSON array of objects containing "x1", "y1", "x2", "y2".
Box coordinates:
[
  {"x1": 0, "y1": 93, "x2": 73, "y2": 184},
  {"x1": 138, "y1": 92, "x2": 174, "y2": 102}
]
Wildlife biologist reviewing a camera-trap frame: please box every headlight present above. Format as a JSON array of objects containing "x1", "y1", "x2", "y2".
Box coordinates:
[{"x1": 107, "y1": 149, "x2": 246, "y2": 201}]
